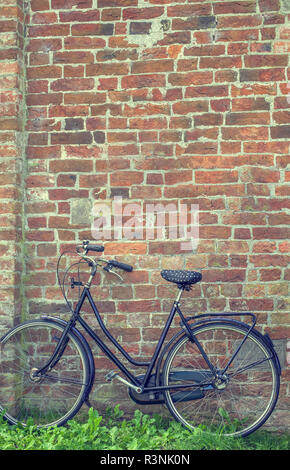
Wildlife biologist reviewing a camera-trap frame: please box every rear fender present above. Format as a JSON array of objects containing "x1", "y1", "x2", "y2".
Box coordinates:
[{"x1": 262, "y1": 333, "x2": 282, "y2": 376}]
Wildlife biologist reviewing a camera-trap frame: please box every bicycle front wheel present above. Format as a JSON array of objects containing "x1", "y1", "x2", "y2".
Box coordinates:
[
  {"x1": 0, "y1": 319, "x2": 90, "y2": 428},
  {"x1": 162, "y1": 321, "x2": 280, "y2": 437}
]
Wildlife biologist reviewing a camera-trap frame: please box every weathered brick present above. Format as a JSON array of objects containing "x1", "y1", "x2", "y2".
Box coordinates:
[
  {"x1": 51, "y1": 132, "x2": 92, "y2": 144},
  {"x1": 87, "y1": 63, "x2": 129, "y2": 76},
  {"x1": 29, "y1": 24, "x2": 70, "y2": 37},
  {"x1": 240, "y1": 68, "x2": 286, "y2": 82},
  {"x1": 213, "y1": 1, "x2": 257, "y2": 14},
  {"x1": 222, "y1": 126, "x2": 269, "y2": 140},
  {"x1": 121, "y1": 74, "x2": 166, "y2": 89},
  {"x1": 71, "y1": 23, "x2": 114, "y2": 36},
  {"x1": 271, "y1": 126, "x2": 290, "y2": 139},
  {"x1": 51, "y1": 0, "x2": 92, "y2": 8},
  {"x1": 129, "y1": 21, "x2": 151, "y2": 35},
  {"x1": 51, "y1": 78, "x2": 94, "y2": 92}
]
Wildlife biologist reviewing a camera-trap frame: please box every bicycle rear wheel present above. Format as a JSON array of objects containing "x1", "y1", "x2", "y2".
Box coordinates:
[
  {"x1": 162, "y1": 321, "x2": 280, "y2": 437},
  {"x1": 0, "y1": 319, "x2": 90, "y2": 428}
]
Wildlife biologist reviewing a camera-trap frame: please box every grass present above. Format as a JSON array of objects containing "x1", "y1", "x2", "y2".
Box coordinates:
[{"x1": 0, "y1": 406, "x2": 289, "y2": 451}]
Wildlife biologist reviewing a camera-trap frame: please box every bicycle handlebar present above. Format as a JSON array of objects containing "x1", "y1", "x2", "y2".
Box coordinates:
[
  {"x1": 76, "y1": 241, "x2": 133, "y2": 275},
  {"x1": 86, "y1": 244, "x2": 104, "y2": 252},
  {"x1": 107, "y1": 260, "x2": 133, "y2": 272},
  {"x1": 82, "y1": 241, "x2": 104, "y2": 253}
]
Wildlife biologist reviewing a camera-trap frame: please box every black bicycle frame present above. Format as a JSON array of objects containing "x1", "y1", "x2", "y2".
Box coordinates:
[
  {"x1": 76, "y1": 287, "x2": 211, "y2": 392},
  {"x1": 37, "y1": 286, "x2": 258, "y2": 393}
]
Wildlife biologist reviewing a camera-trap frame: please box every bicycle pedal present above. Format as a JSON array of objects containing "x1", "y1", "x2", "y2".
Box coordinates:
[{"x1": 105, "y1": 370, "x2": 118, "y2": 382}]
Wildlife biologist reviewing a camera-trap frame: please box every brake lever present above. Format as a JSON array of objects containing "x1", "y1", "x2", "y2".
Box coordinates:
[{"x1": 103, "y1": 266, "x2": 124, "y2": 282}]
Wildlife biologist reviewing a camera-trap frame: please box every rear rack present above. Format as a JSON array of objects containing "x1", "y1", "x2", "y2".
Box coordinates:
[{"x1": 180, "y1": 311, "x2": 256, "y2": 329}]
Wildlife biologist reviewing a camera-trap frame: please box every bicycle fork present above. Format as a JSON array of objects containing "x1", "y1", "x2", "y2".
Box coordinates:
[{"x1": 32, "y1": 316, "x2": 77, "y2": 379}]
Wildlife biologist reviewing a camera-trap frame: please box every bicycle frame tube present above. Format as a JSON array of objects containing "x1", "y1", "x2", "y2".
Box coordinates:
[
  {"x1": 175, "y1": 304, "x2": 217, "y2": 374},
  {"x1": 36, "y1": 286, "x2": 223, "y2": 392},
  {"x1": 77, "y1": 288, "x2": 181, "y2": 389}
]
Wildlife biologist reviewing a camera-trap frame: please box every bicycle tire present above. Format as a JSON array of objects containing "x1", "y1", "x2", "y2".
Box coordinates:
[
  {"x1": 0, "y1": 319, "x2": 90, "y2": 428},
  {"x1": 162, "y1": 321, "x2": 280, "y2": 437}
]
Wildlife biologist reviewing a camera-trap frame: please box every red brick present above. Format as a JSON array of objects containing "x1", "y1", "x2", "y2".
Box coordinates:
[
  {"x1": 240, "y1": 68, "x2": 285, "y2": 82},
  {"x1": 250, "y1": 254, "x2": 289, "y2": 267},
  {"x1": 245, "y1": 54, "x2": 288, "y2": 67},
  {"x1": 131, "y1": 59, "x2": 174, "y2": 74},
  {"x1": 71, "y1": 23, "x2": 113, "y2": 36},
  {"x1": 123, "y1": 7, "x2": 163, "y2": 20},
  {"x1": 57, "y1": 174, "x2": 77, "y2": 187},
  {"x1": 216, "y1": 29, "x2": 259, "y2": 42},
  {"x1": 169, "y1": 71, "x2": 213, "y2": 86},
  {"x1": 51, "y1": 132, "x2": 92, "y2": 144},
  {"x1": 64, "y1": 92, "x2": 106, "y2": 105},
  {"x1": 110, "y1": 171, "x2": 143, "y2": 186},
  {"x1": 27, "y1": 65, "x2": 62, "y2": 79},
  {"x1": 54, "y1": 51, "x2": 94, "y2": 64},
  {"x1": 203, "y1": 269, "x2": 246, "y2": 282},
  {"x1": 104, "y1": 242, "x2": 146, "y2": 255},
  {"x1": 273, "y1": 111, "x2": 290, "y2": 124},
  {"x1": 51, "y1": 78, "x2": 94, "y2": 92},
  {"x1": 64, "y1": 37, "x2": 106, "y2": 49},
  {"x1": 31, "y1": 12, "x2": 58, "y2": 24},
  {"x1": 124, "y1": 103, "x2": 170, "y2": 117},
  {"x1": 26, "y1": 175, "x2": 54, "y2": 188},
  {"x1": 31, "y1": 0, "x2": 50, "y2": 10},
  {"x1": 51, "y1": 0, "x2": 92, "y2": 8},
  {"x1": 26, "y1": 231, "x2": 55, "y2": 242},
  {"x1": 49, "y1": 159, "x2": 93, "y2": 172},
  {"x1": 271, "y1": 126, "x2": 290, "y2": 139},
  {"x1": 117, "y1": 300, "x2": 160, "y2": 313},
  {"x1": 222, "y1": 127, "x2": 269, "y2": 140},
  {"x1": 218, "y1": 14, "x2": 262, "y2": 28},
  {"x1": 253, "y1": 227, "x2": 290, "y2": 239},
  {"x1": 121, "y1": 74, "x2": 166, "y2": 89},
  {"x1": 129, "y1": 117, "x2": 168, "y2": 129},
  {"x1": 185, "y1": 85, "x2": 228, "y2": 98},
  {"x1": 27, "y1": 146, "x2": 59, "y2": 161},
  {"x1": 167, "y1": 4, "x2": 211, "y2": 17},
  {"x1": 29, "y1": 24, "x2": 70, "y2": 37},
  {"x1": 59, "y1": 10, "x2": 100, "y2": 22},
  {"x1": 225, "y1": 112, "x2": 270, "y2": 125},
  {"x1": 259, "y1": 0, "x2": 280, "y2": 11},
  {"x1": 200, "y1": 56, "x2": 242, "y2": 69},
  {"x1": 49, "y1": 189, "x2": 88, "y2": 200},
  {"x1": 232, "y1": 83, "x2": 276, "y2": 97},
  {"x1": 195, "y1": 170, "x2": 238, "y2": 184},
  {"x1": 87, "y1": 63, "x2": 129, "y2": 76},
  {"x1": 172, "y1": 100, "x2": 208, "y2": 114},
  {"x1": 260, "y1": 269, "x2": 281, "y2": 281},
  {"x1": 213, "y1": 1, "x2": 257, "y2": 14}
]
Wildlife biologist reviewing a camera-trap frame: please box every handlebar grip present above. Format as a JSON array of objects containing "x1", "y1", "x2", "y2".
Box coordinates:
[
  {"x1": 86, "y1": 244, "x2": 104, "y2": 253},
  {"x1": 109, "y1": 260, "x2": 133, "y2": 272}
]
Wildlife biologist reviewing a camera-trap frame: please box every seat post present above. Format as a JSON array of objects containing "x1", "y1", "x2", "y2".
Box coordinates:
[{"x1": 175, "y1": 287, "x2": 184, "y2": 304}]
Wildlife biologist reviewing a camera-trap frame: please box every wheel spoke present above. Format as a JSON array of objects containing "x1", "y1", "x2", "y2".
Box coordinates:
[
  {"x1": 0, "y1": 321, "x2": 89, "y2": 427},
  {"x1": 163, "y1": 323, "x2": 279, "y2": 437}
]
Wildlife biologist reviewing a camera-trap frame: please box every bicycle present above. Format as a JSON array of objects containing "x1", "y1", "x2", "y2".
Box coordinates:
[{"x1": 0, "y1": 240, "x2": 281, "y2": 437}]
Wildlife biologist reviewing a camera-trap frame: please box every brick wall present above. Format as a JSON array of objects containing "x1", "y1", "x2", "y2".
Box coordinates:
[
  {"x1": 0, "y1": 0, "x2": 289, "y2": 429},
  {"x1": 0, "y1": 0, "x2": 26, "y2": 330}
]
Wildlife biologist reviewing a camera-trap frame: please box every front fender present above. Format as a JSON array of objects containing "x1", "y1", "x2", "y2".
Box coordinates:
[{"x1": 41, "y1": 315, "x2": 96, "y2": 394}]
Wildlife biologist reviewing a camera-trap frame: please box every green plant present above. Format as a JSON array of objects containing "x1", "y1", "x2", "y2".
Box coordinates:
[{"x1": 0, "y1": 407, "x2": 288, "y2": 451}]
